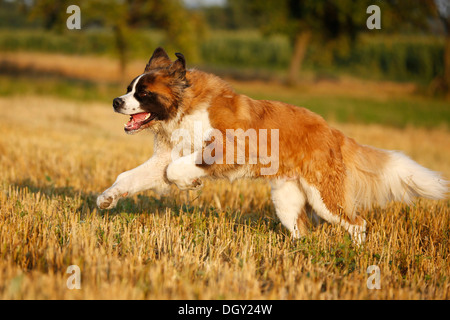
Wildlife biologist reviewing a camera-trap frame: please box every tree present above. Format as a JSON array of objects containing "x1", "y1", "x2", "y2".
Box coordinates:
[
  {"x1": 229, "y1": 0, "x2": 447, "y2": 88},
  {"x1": 29, "y1": 0, "x2": 204, "y2": 80},
  {"x1": 238, "y1": 0, "x2": 373, "y2": 85},
  {"x1": 371, "y1": 0, "x2": 448, "y2": 95},
  {"x1": 437, "y1": 1, "x2": 450, "y2": 95},
  {"x1": 429, "y1": 0, "x2": 450, "y2": 96},
  {"x1": 28, "y1": 0, "x2": 67, "y2": 30}
]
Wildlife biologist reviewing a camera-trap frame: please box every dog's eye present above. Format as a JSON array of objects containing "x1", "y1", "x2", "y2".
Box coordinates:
[{"x1": 139, "y1": 91, "x2": 152, "y2": 98}]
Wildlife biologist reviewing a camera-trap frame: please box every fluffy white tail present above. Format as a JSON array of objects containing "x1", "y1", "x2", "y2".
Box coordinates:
[
  {"x1": 344, "y1": 142, "x2": 448, "y2": 211},
  {"x1": 382, "y1": 151, "x2": 448, "y2": 203}
]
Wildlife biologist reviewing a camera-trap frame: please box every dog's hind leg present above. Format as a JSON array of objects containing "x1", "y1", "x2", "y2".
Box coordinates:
[
  {"x1": 270, "y1": 179, "x2": 309, "y2": 238},
  {"x1": 299, "y1": 178, "x2": 366, "y2": 245}
]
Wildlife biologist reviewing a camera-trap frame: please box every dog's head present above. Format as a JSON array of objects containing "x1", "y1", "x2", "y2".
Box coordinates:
[{"x1": 113, "y1": 47, "x2": 189, "y2": 134}]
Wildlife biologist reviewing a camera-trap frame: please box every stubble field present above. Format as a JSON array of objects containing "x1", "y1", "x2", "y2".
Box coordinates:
[
  {"x1": 0, "y1": 91, "x2": 448, "y2": 299},
  {"x1": 0, "y1": 50, "x2": 449, "y2": 299}
]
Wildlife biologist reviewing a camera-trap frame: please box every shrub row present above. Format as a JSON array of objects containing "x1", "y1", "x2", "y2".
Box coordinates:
[{"x1": 0, "y1": 29, "x2": 444, "y2": 83}]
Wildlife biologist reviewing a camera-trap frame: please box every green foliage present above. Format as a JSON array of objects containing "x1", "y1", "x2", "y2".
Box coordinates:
[
  {"x1": 0, "y1": 29, "x2": 445, "y2": 84},
  {"x1": 0, "y1": 29, "x2": 166, "y2": 59},
  {"x1": 309, "y1": 34, "x2": 445, "y2": 83},
  {"x1": 25, "y1": 0, "x2": 204, "y2": 66},
  {"x1": 227, "y1": 0, "x2": 376, "y2": 42},
  {"x1": 200, "y1": 31, "x2": 291, "y2": 69},
  {"x1": 0, "y1": 29, "x2": 116, "y2": 56},
  {"x1": 201, "y1": 32, "x2": 445, "y2": 84},
  {"x1": 202, "y1": 0, "x2": 445, "y2": 85},
  {"x1": 0, "y1": 1, "x2": 38, "y2": 29}
]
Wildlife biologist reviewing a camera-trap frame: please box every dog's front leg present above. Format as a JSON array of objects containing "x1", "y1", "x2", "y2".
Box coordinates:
[
  {"x1": 97, "y1": 151, "x2": 171, "y2": 210},
  {"x1": 166, "y1": 151, "x2": 206, "y2": 190}
]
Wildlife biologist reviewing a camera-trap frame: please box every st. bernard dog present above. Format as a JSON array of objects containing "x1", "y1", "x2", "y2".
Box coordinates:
[{"x1": 97, "y1": 47, "x2": 448, "y2": 244}]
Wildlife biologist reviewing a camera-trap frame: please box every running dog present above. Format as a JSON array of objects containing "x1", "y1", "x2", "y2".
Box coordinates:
[{"x1": 97, "y1": 47, "x2": 448, "y2": 244}]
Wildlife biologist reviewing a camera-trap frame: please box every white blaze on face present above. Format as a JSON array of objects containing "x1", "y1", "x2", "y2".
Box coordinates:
[{"x1": 118, "y1": 73, "x2": 146, "y2": 115}]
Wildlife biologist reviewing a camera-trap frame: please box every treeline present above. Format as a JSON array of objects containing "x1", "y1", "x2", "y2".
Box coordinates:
[
  {"x1": 0, "y1": 0, "x2": 448, "y2": 90},
  {"x1": 0, "y1": 29, "x2": 444, "y2": 84}
]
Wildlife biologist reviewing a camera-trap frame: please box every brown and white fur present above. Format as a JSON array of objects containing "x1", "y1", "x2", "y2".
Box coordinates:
[{"x1": 97, "y1": 47, "x2": 448, "y2": 244}]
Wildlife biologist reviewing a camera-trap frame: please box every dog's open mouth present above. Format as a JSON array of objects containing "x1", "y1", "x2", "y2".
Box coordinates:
[{"x1": 124, "y1": 112, "x2": 157, "y2": 133}]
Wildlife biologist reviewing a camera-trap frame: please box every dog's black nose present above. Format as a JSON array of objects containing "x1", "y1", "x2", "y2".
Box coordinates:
[{"x1": 113, "y1": 97, "x2": 124, "y2": 109}]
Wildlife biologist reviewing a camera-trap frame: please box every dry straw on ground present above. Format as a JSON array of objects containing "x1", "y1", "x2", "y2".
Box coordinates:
[{"x1": 0, "y1": 93, "x2": 448, "y2": 299}]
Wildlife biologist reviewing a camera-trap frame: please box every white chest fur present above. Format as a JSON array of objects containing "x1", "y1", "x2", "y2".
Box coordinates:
[{"x1": 167, "y1": 104, "x2": 214, "y2": 160}]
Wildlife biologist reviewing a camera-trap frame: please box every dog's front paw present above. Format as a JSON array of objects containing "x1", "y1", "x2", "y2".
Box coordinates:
[
  {"x1": 185, "y1": 178, "x2": 203, "y2": 190},
  {"x1": 166, "y1": 165, "x2": 203, "y2": 190},
  {"x1": 97, "y1": 190, "x2": 128, "y2": 210},
  {"x1": 97, "y1": 194, "x2": 116, "y2": 210},
  {"x1": 171, "y1": 177, "x2": 204, "y2": 190}
]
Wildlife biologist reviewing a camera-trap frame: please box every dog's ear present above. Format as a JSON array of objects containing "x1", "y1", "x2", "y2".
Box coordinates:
[
  {"x1": 169, "y1": 52, "x2": 186, "y2": 79},
  {"x1": 144, "y1": 47, "x2": 171, "y2": 72}
]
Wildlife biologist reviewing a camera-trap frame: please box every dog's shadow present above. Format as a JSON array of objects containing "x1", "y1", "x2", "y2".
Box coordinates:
[
  {"x1": 9, "y1": 179, "x2": 177, "y2": 218},
  {"x1": 9, "y1": 180, "x2": 348, "y2": 252},
  {"x1": 9, "y1": 179, "x2": 287, "y2": 239}
]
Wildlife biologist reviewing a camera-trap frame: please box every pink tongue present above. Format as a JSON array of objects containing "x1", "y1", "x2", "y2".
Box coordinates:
[
  {"x1": 125, "y1": 112, "x2": 151, "y2": 131},
  {"x1": 132, "y1": 112, "x2": 150, "y2": 122}
]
